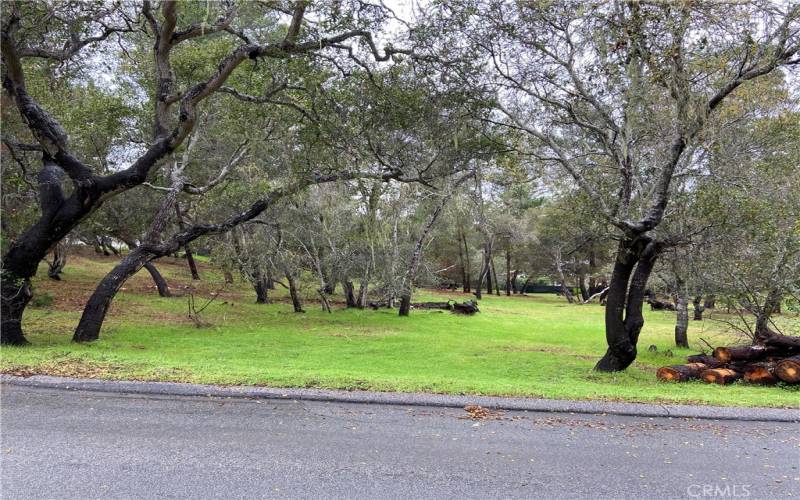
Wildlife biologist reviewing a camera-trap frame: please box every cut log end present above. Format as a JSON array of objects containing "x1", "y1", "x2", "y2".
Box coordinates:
[
  {"x1": 700, "y1": 368, "x2": 742, "y2": 385},
  {"x1": 743, "y1": 365, "x2": 778, "y2": 385},
  {"x1": 775, "y1": 356, "x2": 800, "y2": 383},
  {"x1": 712, "y1": 347, "x2": 732, "y2": 363},
  {"x1": 657, "y1": 363, "x2": 708, "y2": 382}
]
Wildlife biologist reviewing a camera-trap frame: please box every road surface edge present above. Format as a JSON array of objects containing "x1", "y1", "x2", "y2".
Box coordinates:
[{"x1": 2, "y1": 374, "x2": 796, "y2": 422}]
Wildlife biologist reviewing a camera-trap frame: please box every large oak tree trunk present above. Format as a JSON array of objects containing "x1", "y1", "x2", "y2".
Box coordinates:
[
  {"x1": 595, "y1": 238, "x2": 661, "y2": 372},
  {"x1": 0, "y1": 161, "x2": 112, "y2": 345},
  {"x1": 74, "y1": 248, "x2": 152, "y2": 342},
  {"x1": 0, "y1": 271, "x2": 33, "y2": 345}
]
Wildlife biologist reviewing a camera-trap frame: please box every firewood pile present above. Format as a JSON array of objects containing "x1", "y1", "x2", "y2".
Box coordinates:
[
  {"x1": 656, "y1": 332, "x2": 800, "y2": 385},
  {"x1": 367, "y1": 299, "x2": 480, "y2": 315}
]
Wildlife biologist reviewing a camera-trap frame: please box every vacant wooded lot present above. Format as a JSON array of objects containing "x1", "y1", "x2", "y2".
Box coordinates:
[
  {"x1": 3, "y1": 252, "x2": 797, "y2": 409},
  {"x1": 2, "y1": 1, "x2": 799, "y2": 415}
]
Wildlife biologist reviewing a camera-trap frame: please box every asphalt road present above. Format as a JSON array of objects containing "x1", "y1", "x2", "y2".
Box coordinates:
[{"x1": 1, "y1": 385, "x2": 798, "y2": 499}]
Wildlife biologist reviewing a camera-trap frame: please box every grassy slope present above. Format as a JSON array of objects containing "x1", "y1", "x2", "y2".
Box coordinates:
[{"x1": 1, "y1": 251, "x2": 797, "y2": 408}]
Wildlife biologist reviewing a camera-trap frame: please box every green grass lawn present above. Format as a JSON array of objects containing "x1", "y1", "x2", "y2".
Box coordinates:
[{"x1": 2, "y1": 252, "x2": 798, "y2": 408}]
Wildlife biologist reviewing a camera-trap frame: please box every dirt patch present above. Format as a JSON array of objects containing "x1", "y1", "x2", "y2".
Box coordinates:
[{"x1": 1, "y1": 358, "x2": 127, "y2": 379}]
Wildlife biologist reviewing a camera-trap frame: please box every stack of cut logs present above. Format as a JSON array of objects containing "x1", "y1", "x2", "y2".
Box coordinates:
[
  {"x1": 656, "y1": 333, "x2": 800, "y2": 385},
  {"x1": 368, "y1": 299, "x2": 480, "y2": 315}
]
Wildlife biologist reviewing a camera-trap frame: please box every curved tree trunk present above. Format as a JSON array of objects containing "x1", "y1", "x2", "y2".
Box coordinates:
[
  {"x1": 286, "y1": 272, "x2": 304, "y2": 313},
  {"x1": 123, "y1": 239, "x2": 171, "y2": 298},
  {"x1": 595, "y1": 238, "x2": 661, "y2": 372},
  {"x1": 74, "y1": 248, "x2": 152, "y2": 342},
  {"x1": 184, "y1": 246, "x2": 201, "y2": 280},
  {"x1": 143, "y1": 262, "x2": 171, "y2": 297}
]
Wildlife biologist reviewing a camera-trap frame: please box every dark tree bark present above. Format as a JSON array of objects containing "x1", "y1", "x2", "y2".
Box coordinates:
[
  {"x1": 519, "y1": 275, "x2": 531, "y2": 295},
  {"x1": 253, "y1": 270, "x2": 270, "y2": 304},
  {"x1": 490, "y1": 256, "x2": 501, "y2": 296},
  {"x1": 123, "y1": 239, "x2": 172, "y2": 298},
  {"x1": 286, "y1": 272, "x2": 304, "y2": 313},
  {"x1": 184, "y1": 247, "x2": 200, "y2": 279},
  {"x1": 143, "y1": 262, "x2": 172, "y2": 298},
  {"x1": 595, "y1": 238, "x2": 662, "y2": 372},
  {"x1": 461, "y1": 230, "x2": 471, "y2": 293},
  {"x1": 674, "y1": 278, "x2": 689, "y2": 348},
  {"x1": 485, "y1": 248, "x2": 493, "y2": 295},
  {"x1": 458, "y1": 233, "x2": 468, "y2": 293},
  {"x1": 505, "y1": 248, "x2": 512, "y2": 296},
  {"x1": 175, "y1": 203, "x2": 200, "y2": 280},
  {"x1": 692, "y1": 295, "x2": 704, "y2": 321},
  {"x1": 74, "y1": 248, "x2": 153, "y2": 341},
  {"x1": 343, "y1": 280, "x2": 357, "y2": 308}
]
